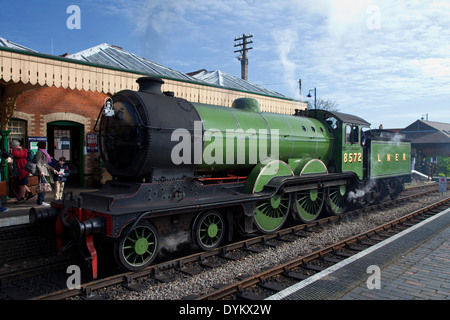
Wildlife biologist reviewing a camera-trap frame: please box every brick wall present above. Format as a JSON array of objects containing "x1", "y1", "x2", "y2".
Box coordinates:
[{"x1": 13, "y1": 86, "x2": 109, "y2": 187}]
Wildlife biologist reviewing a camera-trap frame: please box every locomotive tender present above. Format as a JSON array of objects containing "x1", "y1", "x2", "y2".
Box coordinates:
[{"x1": 29, "y1": 77, "x2": 411, "y2": 278}]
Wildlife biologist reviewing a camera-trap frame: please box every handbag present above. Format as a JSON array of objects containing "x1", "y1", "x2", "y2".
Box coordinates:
[
  {"x1": 36, "y1": 181, "x2": 52, "y2": 193},
  {"x1": 24, "y1": 162, "x2": 38, "y2": 175}
]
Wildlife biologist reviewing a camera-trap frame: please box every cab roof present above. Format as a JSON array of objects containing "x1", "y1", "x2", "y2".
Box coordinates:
[{"x1": 309, "y1": 109, "x2": 371, "y2": 127}]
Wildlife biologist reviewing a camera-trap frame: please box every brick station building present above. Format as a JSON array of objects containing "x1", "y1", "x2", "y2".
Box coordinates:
[{"x1": 0, "y1": 39, "x2": 304, "y2": 190}]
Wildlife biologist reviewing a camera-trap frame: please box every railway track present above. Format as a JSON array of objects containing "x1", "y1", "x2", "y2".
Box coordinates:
[
  {"x1": 197, "y1": 197, "x2": 450, "y2": 300},
  {"x1": 0, "y1": 182, "x2": 437, "y2": 272},
  {"x1": 22, "y1": 184, "x2": 447, "y2": 301}
]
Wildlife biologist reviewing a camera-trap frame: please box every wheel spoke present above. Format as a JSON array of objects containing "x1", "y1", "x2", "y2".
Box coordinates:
[
  {"x1": 119, "y1": 223, "x2": 158, "y2": 269},
  {"x1": 295, "y1": 188, "x2": 324, "y2": 223},
  {"x1": 254, "y1": 193, "x2": 290, "y2": 233},
  {"x1": 195, "y1": 211, "x2": 225, "y2": 250},
  {"x1": 327, "y1": 185, "x2": 347, "y2": 215}
]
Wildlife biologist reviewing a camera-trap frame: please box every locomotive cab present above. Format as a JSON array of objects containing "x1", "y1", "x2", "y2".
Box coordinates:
[{"x1": 308, "y1": 109, "x2": 371, "y2": 178}]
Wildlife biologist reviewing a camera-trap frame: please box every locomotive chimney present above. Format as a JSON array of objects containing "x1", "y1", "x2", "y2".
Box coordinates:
[{"x1": 136, "y1": 77, "x2": 164, "y2": 95}]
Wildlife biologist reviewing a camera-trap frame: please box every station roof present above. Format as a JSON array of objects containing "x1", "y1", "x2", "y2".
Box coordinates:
[
  {"x1": 1, "y1": 36, "x2": 297, "y2": 101},
  {"x1": 187, "y1": 69, "x2": 291, "y2": 99},
  {"x1": 401, "y1": 120, "x2": 450, "y2": 144},
  {"x1": 68, "y1": 43, "x2": 196, "y2": 82},
  {"x1": 0, "y1": 37, "x2": 37, "y2": 53}
]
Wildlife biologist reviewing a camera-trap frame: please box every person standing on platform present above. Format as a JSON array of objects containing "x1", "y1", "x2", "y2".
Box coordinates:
[
  {"x1": 10, "y1": 140, "x2": 34, "y2": 203},
  {"x1": 53, "y1": 156, "x2": 70, "y2": 200},
  {"x1": 35, "y1": 141, "x2": 57, "y2": 206}
]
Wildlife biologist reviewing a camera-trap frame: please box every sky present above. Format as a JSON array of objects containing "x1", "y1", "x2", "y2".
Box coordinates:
[{"x1": 1, "y1": 0, "x2": 449, "y2": 129}]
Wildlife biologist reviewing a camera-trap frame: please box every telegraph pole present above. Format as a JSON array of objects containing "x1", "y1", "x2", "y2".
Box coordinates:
[{"x1": 234, "y1": 33, "x2": 253, "y2": 80}]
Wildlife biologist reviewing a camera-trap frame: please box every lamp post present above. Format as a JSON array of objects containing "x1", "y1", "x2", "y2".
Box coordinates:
[
  {"x1": 307, "y1": 88, "x2": 316, "y2": 109},
  {"x1": 0, "y1": 130, "x2": 10, "y2": 183}
]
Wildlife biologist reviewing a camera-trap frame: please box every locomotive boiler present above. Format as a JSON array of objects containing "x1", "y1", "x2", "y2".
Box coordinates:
[{"x1": 29, "y1": 77, "x2": 411, "y2": 278}]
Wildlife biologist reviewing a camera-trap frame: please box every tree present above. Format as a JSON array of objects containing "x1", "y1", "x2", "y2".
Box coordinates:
[
  {"x1": 307, "y1": 98, "x2": 340, "y2": 111},
  {"x1": 437, "y1": 155, "x2": 450, "y2": 177}
]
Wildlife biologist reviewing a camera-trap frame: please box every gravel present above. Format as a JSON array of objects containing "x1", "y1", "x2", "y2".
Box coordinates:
[{"x1": 99, "y1": 192, "x2": 448, "y2": 300}]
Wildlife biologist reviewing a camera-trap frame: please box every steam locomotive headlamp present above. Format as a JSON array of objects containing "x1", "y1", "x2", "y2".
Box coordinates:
[{"x1": 103, "y1": 97, "x2": 115, "y2": 117}]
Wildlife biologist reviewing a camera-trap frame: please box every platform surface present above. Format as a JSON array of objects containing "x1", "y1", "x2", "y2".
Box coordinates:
[
  {"x1": 267, "y1": 207, "x2": 450, "y2": 300},
  {"x1": 0, "y1": 187, "x2": 98, "y2": 227}
]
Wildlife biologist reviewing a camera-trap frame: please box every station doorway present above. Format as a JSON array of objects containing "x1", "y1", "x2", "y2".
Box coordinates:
[{"x1": 47, "y1": 121, "x2": 84, "y2": 187}]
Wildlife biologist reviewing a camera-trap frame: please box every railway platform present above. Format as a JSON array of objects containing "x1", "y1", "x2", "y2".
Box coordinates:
[
  {"x1": 0, "y1": 187, "x2": 98, "y2": 228},
  {"x1": 267, "y1": 207, "x2": 450, "y2": 300}
]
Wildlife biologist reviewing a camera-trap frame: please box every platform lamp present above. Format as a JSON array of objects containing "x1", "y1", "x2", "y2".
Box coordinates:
[
  {"x1": 307, "y1": 88, "x2": 317, "y2": 109},
  {"x1": 0, "y1": 130, "x2": 10, "y2": 182}
]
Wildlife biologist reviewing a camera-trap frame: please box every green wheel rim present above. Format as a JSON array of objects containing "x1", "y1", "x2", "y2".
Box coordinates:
[
  {"x1": 327, "y1": 185, "x2": 348, "y2": 215},
  {"x1": 295, "y1": 188, "x2": 324, "y2": 223},
  {"x1": 121, "y1": 224, "x2": 157, "y2": 268},
  {"x1": 254, "y1": 193, "x2": 290, "y2": 233},
  {"x1": 197, "y1": 211, "x2": 225, "y2": 249}
]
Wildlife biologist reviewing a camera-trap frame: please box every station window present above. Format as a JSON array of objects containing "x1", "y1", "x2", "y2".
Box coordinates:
[
  {"x1": 54, "y1": 129, "x2": 71, "y2": 161},
  {"x1": 7, "y1": 119, "x2": 27, "y2": 148}
]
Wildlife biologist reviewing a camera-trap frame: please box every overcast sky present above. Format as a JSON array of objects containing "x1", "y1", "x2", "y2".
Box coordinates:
[{"x1": 1, "y1": 0, "x2": 449, "y2": 129}]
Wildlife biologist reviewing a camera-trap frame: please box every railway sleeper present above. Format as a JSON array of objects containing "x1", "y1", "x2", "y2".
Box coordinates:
[
  {"x1": 283, "y1": 270, "x2": 309, "y2": 281},
  {"x1": 219, "y1": 248, "x2": 243, "y2": 260},
  {"x1": 237, "y1": 291, "x2": 265, "y2": 300},
  {"x1": 177, "y1": 261, "x2": 202, "y2": 276},
  {"x1": 243, "y1": 242, "x2": 264, "y2": 253},
  {"x1": 199, "y1": 256, "x2": 222, "y2": 269},
  {"x1": 152, "y1": 273, "x2": 175, "y2": 283},
  {"x1": 333, "y1": 250, "x2": 354, "y2": 258},
  {"x1": 322, "y1": 255, "x2": 343, "y2": 263},
  {"x1": 123, "y1": 275, "x2": 146, "y2": 292},
  {"x1": 259, "y1": 281, "x2": 288, "y2": 292},
  {"x1": 348, "y1": 245, "x2": 367, "y2": 251},
  {"x1": 303, "y1": 263, "x2": 326, "y2": 272},
  {"x1": 81, "y1": 287, "x2": 102, "y2": 300}
]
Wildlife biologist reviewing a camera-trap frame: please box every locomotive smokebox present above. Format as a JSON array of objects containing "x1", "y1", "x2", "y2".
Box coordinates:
[
  {"x1": 99, "y1": 76, "x2": 202, "y2": 181},
  {"x1": 136, "y1": 76, "x2": 164, "y2": 95}
]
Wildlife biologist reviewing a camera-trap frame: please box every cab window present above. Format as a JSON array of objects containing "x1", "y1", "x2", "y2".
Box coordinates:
[{"x1": 345, "y1": 125, "x2": 359, "y2": 144}]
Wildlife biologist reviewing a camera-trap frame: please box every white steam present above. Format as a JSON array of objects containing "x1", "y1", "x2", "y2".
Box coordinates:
[{"x1": 159, "y1": 230, "x2": 190, "y2": 253}]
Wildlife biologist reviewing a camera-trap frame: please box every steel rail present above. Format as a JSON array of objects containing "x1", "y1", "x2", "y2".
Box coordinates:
[{"x1": 196, "y1": 196, "x2": 450, "y2": 300}]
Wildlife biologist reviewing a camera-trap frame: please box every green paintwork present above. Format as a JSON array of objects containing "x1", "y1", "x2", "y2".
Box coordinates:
[
  {"x1": 243, "y1": 160, "x2": 293, "y2": 232},
  {"x1": 294, "y1": 188, "x2": 324, "y2": 223},
  {"x1": 244, "y1": 160, "x2": 293, "y2": 193},
  {"x1": 342, "y1": 143, "x2": 364, "y2": 179},
  {"x1": 254, "y1": 192, "x2": 290, "y2": 233},
  {"x1": 327, "y1": 184, "x2": 347, "y2": 215},
  {"x1": 370, "y1": 141, "x2": 411, "y2": 179},
  {"x1": 232, "y1": 97, "x2": 262, "y2": 112},
  {"x1": 294, "y1": 158, "x2": 328, "y2": 175},
  {"x1": 122, "y1": 225, "x2": 156, "y2": 267},
  {"x1": 193, "y1": 101, "x2": 334, "y2": 178},
  {"x1": 198, "y1": 211, "x2": 224, "y2": 248}
]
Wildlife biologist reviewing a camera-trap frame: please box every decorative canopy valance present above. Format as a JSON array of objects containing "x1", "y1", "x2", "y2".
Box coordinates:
[{"x1": 1, "y1": 48, "x2": 139, "y2": 94}]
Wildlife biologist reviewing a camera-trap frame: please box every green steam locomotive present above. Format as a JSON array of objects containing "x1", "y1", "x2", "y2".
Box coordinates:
[{"x1": 30, "y1": 77, "x2": 411, "y2": 278}]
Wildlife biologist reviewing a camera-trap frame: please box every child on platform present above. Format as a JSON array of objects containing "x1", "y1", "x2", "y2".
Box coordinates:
[{"x1": 53, "y1": 156, "x2": 70, "y2": 200}]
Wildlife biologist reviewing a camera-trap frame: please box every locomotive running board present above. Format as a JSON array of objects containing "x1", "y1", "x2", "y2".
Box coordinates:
[
  {"x1": 282, "y1": 179, "x2": 349, "y2": 193},
  {"x1": 77, "y1": 172, "x2": 358, "y2": 217}
]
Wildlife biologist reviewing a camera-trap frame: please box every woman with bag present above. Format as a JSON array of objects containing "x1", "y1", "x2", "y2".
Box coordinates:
[
  {"x1": 10, "y1": 140, "x2": 34, "y2": 203},
  {"x1": 35, "y1": 141, "x2": 58, "y2": 206}
]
